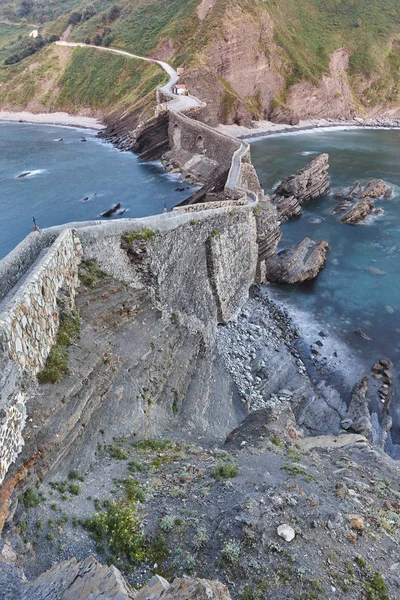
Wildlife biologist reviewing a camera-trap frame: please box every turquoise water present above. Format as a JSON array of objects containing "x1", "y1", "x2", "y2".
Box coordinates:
[
  {"x1": 0, "y1": 122, "x2": 193, "y2": 259},
  {"x1": 251, "y1": 128, "x2": 400, "y2": 446}
]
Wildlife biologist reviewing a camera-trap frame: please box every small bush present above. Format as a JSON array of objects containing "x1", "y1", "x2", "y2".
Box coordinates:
[
  {"x1": 121, "y1": 228, "x2": 155, "y2": 244},
  {"x1": 83, "y1": 503, "x2": 146, "y2": 563},
  {"x1": 78, "y1": 259, "x2": 106, "y2": 289},
  {"x1": 68, "y1": 483, "x2": 81, "y2": 496},
  {"x1": 108, "y1": 445, "x2": 129, "y2": 460},
  {"x1": 37, "y1": 310, "x2": 81, "y2": 384},
  {"x1": 132, "y1": 439, "x2": 172, "y2": 452},
  {"x1": 19, "y1": 488, "x2": 40, "y2": 508},
  {"x1": 124, "y1": 478, "x2": 146, "y2": 503},
  {"x1": 221, "y1": 539, "x2": 241, "y2": 565},
  {"x1": 68, "y1": 469, "x2": 84, "y2": 482},
  {"x1": 213, "y1": 463, "x2": 238, "y2": 480},
  {"x1": 37, "y1": 346, "x2": 69, "y2": 384}
]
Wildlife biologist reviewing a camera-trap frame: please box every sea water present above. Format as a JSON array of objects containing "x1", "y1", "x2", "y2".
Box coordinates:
[
  {"x1": 0, "y1": 122, "x2": 193, "y2": 259},
  {"x1": 251, "y1": 128, "x2": 400, "y2": 448}
]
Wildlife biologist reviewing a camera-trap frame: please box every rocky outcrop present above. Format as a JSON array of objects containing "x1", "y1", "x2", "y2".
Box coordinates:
[
  {"x1": 284, "y1": 49, "x2": 355, "y2": 120},
  {"x1": 347, "y1": 377, "x2": 373, "y2": 441},
  {"x1": 271, "y1": 154, "x2": 330, "y2": 223},
  {"x1": 360, "y1": 179, "x2": 387, "y2": 199},
  {"x1": 254, "y1": 198, "x2": 282, "y2": 283},
  {"x1": 21, "y1": 556, "x2": 137, "y2": 599},
  {"x1": 265, "y1": 237, "x2": 329, "y2": 284},
  {"x1": 341, "y1": 197, "x2": 374, "y2": 224},
  {"x1": 269, "y1": 106, "x2": 300, "y2": 126},
  {"x1": 14, "y1": 556, "x2": 231, "y2": 600},
  {"x1": 131, "y1": 112, "x2": 170, "y2": 161}
]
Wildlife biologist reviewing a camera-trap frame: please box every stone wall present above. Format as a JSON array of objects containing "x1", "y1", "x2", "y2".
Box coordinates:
[
  {"x1": 0, "y1": 206, "x2": 257, "y2": 484},
  {"x1": 0, "y1": 229, "x2": 82, "y2": 376},
  {"x1": 167, "y1": 111, "x2": 242, "y2": 175},
  {"x1": 79, "y1": 208, "x2": 257, "y2": 336},
  {"x1": 0, "y1": 229, "x2": 83, "y2": 483}
]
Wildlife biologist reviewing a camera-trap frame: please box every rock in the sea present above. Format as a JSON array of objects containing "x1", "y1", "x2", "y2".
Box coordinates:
[
  {"x1": 271, "y1": 154, "x2": 330, "y2": 223},
  {"x1": 277, "y1": 524, "x2": 295, "y2": 542},
  {"x1": 265, "y1": 237, "x2": 329, "y2": 284},
  {"x1": 341, "y1": 197, "x2": 374, "y2": 224},
  {"x1": 332, "y1": 198, "x2": 353, "y2": 213},
  {"x1": 383, "y1": 187, "x2": 394, "y2": 200},
  {"x1": 348, "y1": 181, "x2": 361, "y2": 197},
  {"x1": 360, "y1": 179, "x2": 386, "y2": 199}
]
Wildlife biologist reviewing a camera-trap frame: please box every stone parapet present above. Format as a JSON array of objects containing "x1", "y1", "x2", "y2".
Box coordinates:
[
  {"x1": 0, "y1": 229, "x2": 83, "y2": 376},
  {"x1": 0, "y1": 228, "x2": 82, "y2": 484}
]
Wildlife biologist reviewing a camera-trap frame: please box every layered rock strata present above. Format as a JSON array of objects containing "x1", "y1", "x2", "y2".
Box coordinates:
[
  {"x1": 271, "y1": 154, "x2": 330, "y2": 223},
  {"x1": 10, "y1": 555, "x2": 231, "y2": 600},
  {"x1": 265, "y1": 238, "x2": 330, "y2": 285},
  {"x1": 341, "y1": 197, "x2": 374, "y2": 224}
]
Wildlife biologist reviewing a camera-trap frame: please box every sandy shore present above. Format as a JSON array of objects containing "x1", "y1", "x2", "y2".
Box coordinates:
[
  {"x1": 217, "y1": 117, "x2": 400, "y2": 140},
  {"x1": 0, "y1": 111, "x2": 104, "y2": 130}
]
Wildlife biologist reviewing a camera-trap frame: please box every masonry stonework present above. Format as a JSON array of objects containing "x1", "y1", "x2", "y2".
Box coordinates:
[{"x1": 0, "y1": 229, "x2": 83, "y2": 483}]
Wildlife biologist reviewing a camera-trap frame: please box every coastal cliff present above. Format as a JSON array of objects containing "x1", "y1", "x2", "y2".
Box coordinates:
[{"x1": 1, "y1": 0, "x2": 400, "y2": 131}]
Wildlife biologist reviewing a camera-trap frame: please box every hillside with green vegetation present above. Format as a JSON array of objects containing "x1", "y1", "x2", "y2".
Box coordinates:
[{"x1": 0, "y1": 0, "x2": 399, "y2": 124}]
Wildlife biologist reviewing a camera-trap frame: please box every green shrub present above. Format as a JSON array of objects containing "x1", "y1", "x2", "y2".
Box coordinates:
[
  {"x1": 213, "y1": 463, "x2": 238, "y2": 480},
  {"x1": 37, "y1": 310, "x2": 81, "y2": 384},
  {"x1": 19, "y1": 488, "x2": 40, "y2": 508},
  {"x1": 121, "y1": 228, "x2": 155, "y2": 244}
]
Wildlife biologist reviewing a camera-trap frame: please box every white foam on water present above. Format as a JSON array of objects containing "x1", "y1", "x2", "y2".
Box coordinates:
[
  {"x1": 15, "y1": 169, "x2": 48, "y2": 179},
  {"x1": 247, "y1": 124, "x2": 400, "y2": 143},
  {"x1": 262, "y1": 285, "x2": 367, "y2": 389}
]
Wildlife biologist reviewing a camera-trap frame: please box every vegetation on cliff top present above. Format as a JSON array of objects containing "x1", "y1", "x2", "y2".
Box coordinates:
[{"x1": 0, "y1": 0, "x2": 399, "y2": 120}]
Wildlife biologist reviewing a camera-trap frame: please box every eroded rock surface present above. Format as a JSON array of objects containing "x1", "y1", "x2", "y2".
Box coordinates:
[
  {"x1": 271, "y1": 154, "x2": 330, "y2": 223},
  {"x1": 341, "y1": 197, "x2": 374, "y2": 224},
  {"x1": 265, "y1": 237, "x2": 329, "y2": 284},
  {"x1": 360, "y1": 179, "x2": 387, "y2": 199}
]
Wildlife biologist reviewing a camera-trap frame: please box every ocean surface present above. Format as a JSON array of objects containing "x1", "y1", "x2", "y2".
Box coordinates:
[
  {"x1": 0, "y1": 122, "x2": 193, "y2": 259},
  {"x1": 251, "y1": 128, "x2": 400, "y2": 449}
]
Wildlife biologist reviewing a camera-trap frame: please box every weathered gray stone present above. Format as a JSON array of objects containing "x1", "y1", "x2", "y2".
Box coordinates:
[
  {"x1": 271, "y1": 154, "x2": 330, "y2": 222},
  {"x1": 341, "y1": 197, "x2": 374, "y2": 224},
  {"x1": 265, "y1": 237, "x2": 329, "y2": 284}
]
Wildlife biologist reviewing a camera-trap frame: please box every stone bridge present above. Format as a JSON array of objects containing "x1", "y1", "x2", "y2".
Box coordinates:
[{"x1": 0, "y1": 42, "x2": 272, "y2": 486}]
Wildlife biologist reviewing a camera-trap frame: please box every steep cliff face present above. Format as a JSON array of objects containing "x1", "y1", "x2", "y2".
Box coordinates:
[{"x1": 183, "y1": 4, "x2": 286, "y2": 126}]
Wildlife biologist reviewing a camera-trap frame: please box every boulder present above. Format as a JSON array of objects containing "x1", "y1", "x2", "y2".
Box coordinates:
[
  {"x1": 348, "y1": 181, "x2": 361, "y2": 197},
  {"x1": 271, "y1": 154, "x2": 330, "y2": 222},
  {"x1": 383, "y1": 187, "x2": 394, "y2": 200},
  {"x1": 360, "y1": 179, "x2": 386, "y2": 199},
  {"x1": 19, "y1": 557, "x2": 232, "y2": 600},
  {"x1": 332, "y1": 198, "x2": 353, "y2": 213},
  {"x1": 277, "y1": 524, "x2": 296, "y2": 542},
  {"x1": 341, "y1": 197, "x2": 374, "y2": 224},
  {"x1": 265, "y1": 237, "x2": 329, "y2": 284}
]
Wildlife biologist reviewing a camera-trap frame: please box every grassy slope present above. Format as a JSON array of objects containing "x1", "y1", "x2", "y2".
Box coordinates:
[
  {"x1": 56, "y1": 47, "x2": 167, "y2": 111},
  {"x1": 0, "y1": 0, "x2": 399, "y2": 117}
]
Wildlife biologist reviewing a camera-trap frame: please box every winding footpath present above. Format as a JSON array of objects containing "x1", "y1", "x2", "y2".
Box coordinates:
[
  {"x1": 55, "y1": 41, "x2": 201, "y2": 111},
  {"x1": 55, "y1": 41, "x2": 252, "y2": 199}
]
